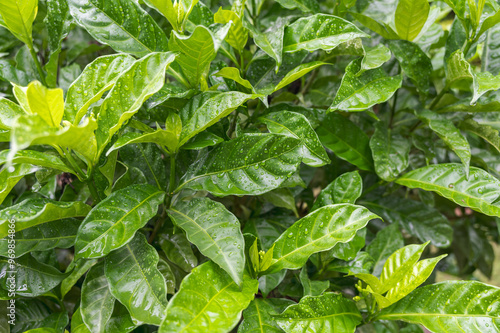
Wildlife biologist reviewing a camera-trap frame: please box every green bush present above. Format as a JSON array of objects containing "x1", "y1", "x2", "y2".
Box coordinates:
[{"x1": 0, "y1": 0, "x2": 500, "y2": 332}]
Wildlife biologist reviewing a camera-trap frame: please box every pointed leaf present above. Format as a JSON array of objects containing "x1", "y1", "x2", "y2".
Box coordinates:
[
  {"x1": 330, "y1": 58, "x2": 402, "y2": 112},
  {"x1": 312, "y1": 171, "x2": 362, "y2": 210},
  {"x1": 65, "y1": 54, "x2": 135, "y2": 124},
  {"x1": 472, "y1": 71, "x2": 500, "y2": 105},
  {"x1": 259, "y1": 111, "x2": 330, "y2": 167},
  {"x1": 61, "y1": 259, "x2": 97, "y2": 298},
  {"x1": 0, "y1": 97, "x2": 26, "y2": 129},
  {"x1": 247, "y1": 18, "x2": 286, "y2": 70},
  {"x1": 107, "y1": 128, "x2": 179, "y2": 156},
  {"x1": 300, "y1": 267, "x2": 329, "y2": 296},
  {"x1": 0, "y1": 164, "x2": 39, "y2": 204},
  {"x1": 265, "y1": 204, "x2": 379, "y2": 274},
  {"x1": 177, "y1": 133, "x2": 303, "y2": 196},
  {"x1": 460, "y1": 117, "x2": 500, "y2": 153},
  {"x1": 238, "y1": 298, "x2": 294, "y2": 333},
  {"x1": 168, "y1": 197, "x2": 245, "y2": 285},
  {"x1": 158, "y1": 229, "x2": 198, "y2": 272},
  {"x1": 283, "y1": 14, "x2": 368, "y2": 53},
  {"x1": 0, "y1": 0, "x2": 37, "y2": 48},
  {"x1": 366, "y1": 223, "x2": 404, "y2": 277},
  {"x1": 358, "y1": 44, "x2": 391, "y2": 74},
  {"x1": 395, "y1": 0, "x2": 430, "y2": 41},
  {"x1": 74, "y1": 184, "x2": 164, "y2": 259},
  {"x1": 105, "y1": 233, "x2": 167, "y2": 325},
  {"x1": 214, "y1": 9, "x2": 248, "y2": 51},
  {"x1": 67, "y1": 0, "x2": 168, "y2": 57},
  {"x1": 275, "y1": 293, "x2": 362, "y2": 333},
  {"x1": 159, "y1": 261, "x2": 258, "y2": 333},
  {"x1": 274, "y1": 61, "x2": 327, "y2": 91},
  {"x1": 317, "y1": 113, "x2": 374, "y2": 171}
]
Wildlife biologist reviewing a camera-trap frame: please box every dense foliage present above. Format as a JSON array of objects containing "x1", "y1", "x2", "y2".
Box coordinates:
[{"x1": 1, "y1": 0, "x2": 500, "y2": 332}]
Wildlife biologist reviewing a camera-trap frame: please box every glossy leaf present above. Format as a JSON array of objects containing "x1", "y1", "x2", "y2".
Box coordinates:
[
  {"x1": 0, "y1": 150, "x2": 72, "y2": 173},
  {"x1": 67, "y1": 0, "x2": 168, "y2": 57},
  {"x1": 312, "y1": 171, "x2": 362, "y2": 210},
  {"x1": 358, "y1": 44, "x2": 391, "y2": 74},
  {"x1": 158, "y1": 229, "x2": 198, "y2": 272},
  {"x1": 96, "y1": 52, "x2": 177, "y2": 154},
  {"x1": 214, "y1": 9, "x2": 248, "y2": 51},
  {"x1": 60, "y1": 259, "x2": 97, "y2": 298},
  {"x1": 283, "y1": 14, "x2": 368, "y2": 53},
  {"x1": 168, "y1": 197, "x2": 245, "y2": 285},
  {"x1": 473, "y1": 71, "x2": 500, "y2": 105},
  {"x1": 370, "y1": 122, "x2": 410, "y2": 182},
  {"x1": 317, "y1": 113, "x2": 373, "y2": 171},
  {"x1": 74, "y1": 184, "x2": 164, "y2": 259},
  {"x1": 159, "y1": 261, "x2": 258, "y2": 333},
  {"x1": 366, "y1": 223, "x2": 404, "y2": 277},
  {"x1": 330, "y1": 58, "x2": 402, "y2": 112},
  {"x1": 446, "y1": 50, "x2": 473, "y2": 90},
  {"x1": 25, "y1": 80, "x2": 64, "y2": 127},
  {"x1": 247, "y1": 18, "x2": 286, "y2": 70},
  {"x1": 274, "y1": 61, "x2": 327, "y2": 91},
  {"x1": 275, "y1": 293, "x2": 362, "y2": 332},
  {"x1": 275, "y1": 0, "x2": 319, "y2": 13},
  {"x1": 265, "y1": 204, "x2": 379, "y2": 274},
  {"x1": 177, "y1": 134, "x2": 303, "y2": 196},
  {"x1": 396, "y1": 163, "x2": 500, "y2": 217},
  {"x1": 394, "y1": 0, "x2": 430, "y2": 41},
  {"x1": 377, "y1": 281, "x2": 500, "y2": 332},
  {"x1": 460, "y1": 117, "x2": 500, "y2": 153},
  {"x1": 238, "y1": 298, "x2": 294, "y2": 333},
  {"x1": 260, "y1": 111, "x2": 329, "y2": 167},
  {"x1": 0, "y1": 164, "x2": 39, "y2": 204},
  {"x1": 65, "y1": 54, "x2": 135, "y2": 124},
  {"x1": 0, "y1": 97, "x2": 26, "y2": 129},
  {"x1": 0, "y1": 0, "x2": 37, "y2": 48},
  {"x1": 105, "y1": 233, "x2": 167, "y2": 325}
]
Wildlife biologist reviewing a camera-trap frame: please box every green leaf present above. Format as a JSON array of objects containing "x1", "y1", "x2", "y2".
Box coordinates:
[
  {"x1": 178, "y1": 91, "x2": 258, "y2": 147},
  {"x1": 396, "y1": 163, "x2": 500, "y2": 217},
  {"x1": 143, "y1": 0, "x2": 179, "y2": 32},
  {"x1": 61, "y1": 259, "x2": 97, "y2": 298},
  {"x1": 358, "y1": 44, "x2": 392, "y2": 75},
  {"x1": 157, "y1": 258, "x2": 176, "y2": 294},
  {"x1": 477, "y1": 8, "x2": 500, "y2": 38},
  {"x1": 0, "y1": 0, "x2": 37, "y2": 48},
  {"x1": 299, "y1": 267, "x2": 329, "y2": 296},
  {"x1": 446, "y1": 50, "x2": 473, "y2": 90},
  {"x1": 0, "y1": 150, "x2": 73, "y2": 173},
  {"x1": 158, "y1": 228, "x2": 198, "y2": 272},
  {"x1": 349, "y1": 12, "x2": 399, "y2": 39},
  {"x1": 168, "y1": 197, "x2": 245, "y2": 285},
  {"x1": 362, "y1": 196, "x2": 453, "y2": 248},
  {"x1": 369, "y1": 122, "x2": 411, "y2": 182},
  {"x1": 472, "y1": 71, "x2": 500, "y2": 105},
  {"x1": 213, "y1": 67, "x2": 254, "y2": 91},
  {"x1": 67, "y1": 0, "x2": 168, "y2": 57},
  {"x1": 388, "y1": 40, "x2": 433, "y2": 97},
  {"x1": 0, "y1": 97, "x2": 26, "y2": 129},
  {"x1": 159, "y1": 261, "x2": 258, "y2": 333},
  {"x1": 81, "y1": 262, "x2": 115, "y2": 333},
  {"x1": 177, "y1": 133, "x2": 303, "y2": 196},
  {"x1": 64, "y1": 54, "x2": 135, "y2": 124},
  {"x1": 246, "y1": 18, "x2": 286, "y2": 70},
  {"x1": 317, "y1": 113, "x2": 374, "y2": 171},
  {"x1": 107, "y1": 127, "x2": 179, "y2": 156},
  {"x1": 169, "y1": 24, "x2": 230, "y2": 88},
  {"x1": 275, "y1": 293, "x2": 362, "y2": 332},
  {"x1": 259, "y1": 111, "x2": 330, "y2": 167},
  {"x1": 25, "y1": 81, "x2": 64, "y2": 127},
  {"x1": 71, "y1": 308, "x2": 91, "y2": 333},
  {"x1": 74, "y1": 184, "x2": 164, "y2": 259},
  {"x1": 330, "y1": 58, "x2": 402, "y2": 112},
  {"x1": 0, "y1": 164, "x2": 39, "y2": 204},
  {"x1": 460, "y1": 117, "x2": 500, "y2": 153},
  {"x1": 274, "y1": 61, "x2": 328, "y2": 92},
  {"x1": 214, "y1": 9, "x2": 248, "y2": 51},
  {"x1": 0, "y1": 197, "x2": 89, "y2": 238},
  {"x1": 366, "y1": 223, "x2": 404, "y2": 277},
  {"x1": 275, "y1": 0, "x2": 319, "y2": 13},
  {"x1": 265, "y1": 204, "x2": 379, "y2": 274},
  {"x1": 283, "y1": 14, "x2": 368, "y2": 53},
  {"x1": 119, "y1": 142, "x2": 166, "y2": 190},
  {"x1": 312, "y1": 171, "x2": 362, "y2": 210},
  {"x1": 483, "y1": 25, "x2": 500, "y2": 76},
  {"x1": 96, "y1": 52, "x2": 176, "y2": 155},
  {"x1": 0, "y1": 218, "x2": 81, "y2": 257},
  {"x1": 238, "y1": 298, "x2": 294, "y2": 333},
  {"x1": 394, "y1": 0, "x2": 430, "y2": 41},
  {"x1": 377, "y1": 281, "x2": 500, "y2": 332},
  {"x1": 105, "y1": 233, "x2": 167, "y2": 325},
  {"x1": 0, "y1": 254, "x2": 67, "y2": 297},
  {"x1": 416, "y1": 110, "x2": 471, "y2": 175}
]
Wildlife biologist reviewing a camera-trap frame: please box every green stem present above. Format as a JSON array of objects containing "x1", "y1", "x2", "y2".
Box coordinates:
[
  {"x1": 64, "y1": 149, "x2": 86, "y2": 181},
  {"x1": 29, "y1": 46, "x2": 47, "y2": 86}
]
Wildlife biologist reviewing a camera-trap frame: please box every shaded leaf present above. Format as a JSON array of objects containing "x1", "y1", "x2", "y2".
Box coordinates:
[{"x1": 312, "y1": 171, "x2": 362, "y2": 210}]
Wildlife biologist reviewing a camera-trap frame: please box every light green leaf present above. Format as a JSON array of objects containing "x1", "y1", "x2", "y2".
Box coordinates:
[
  {"x1": 377, "y1": 281, "x2": 500, "y2": 332},
  {"x1": 159, "y1": 261, "x2": 258, "y2": 333},
  {"x1": 61, "y1": 259, "x2": 97, "y2": 298},
  {"x1": 275, "y1": 0, "x2": 319, "y2": 13},
  {"x1": 0, "y1": 198, "x2": 90, "y2": 238},
  {"x1": 67, "y1": 0, "x2": 168, "y2": 57},
  {"x1": 358, "y1": 44, "x2": 391, "y2": 75},
  {"x1": 168, "y1": 197, "x2": 245, "y2": 286},
  {"x1": 330, "y1": 58, "x2": 402, "y2": 112},
  {"x1": 214, "y1": 9, "x2": 248, "y2": 51},
  {"x1": 349, "y1": 12, "x2": 399, "y2": 39},
  {"x1": 71, "y1": 308, "x2": 91, "y2": 333},
  {"x1": 388, "y1": 40, "x2": 433, "y2": 97},
  {"x1": 25, "y1": 80, "x2": 64, "y2": 127},
  {"x1": 260, "y1": 111, "x2": 329, "y2": 167},
  {"x1": 366, "y1": 223, "x2": 404, "y2": 277},
  {"x1": 472, "y1": 71, "x2": 500, "y2": 104},
  {"x1": 275, "y1": 293, "x2": 362, "y2": 332},
  {"x1": 238, "y1": 298, "x2": 294, "y2": 333},
  {"x1": 265, "y1": 204, "x2": 379, "y2": 274},
  {"x1": 178, "y1": 91, "x2": 258, "y2": 147},
  {"x1": 65, "y1": 54, "x2": 135, "y2": 124},
  {"x1": 477, "y1": 7, "x2": 500, "y2": 38},
  {"x1": 81, "y1": 262, "x2": 115, "y2": 333},
  {"x1": 96, "y1": 52, "x2": 176, "y2": 155},
  {"x1": 143, "y1": 0, "x2": 178, "y2": 32},
  {"x1": 275, "y1": 61, "x2": 327, "y2": 91},
  {"x1": 176, "y1": 133, "x2": 303, "y2": 196},
  {"x1": 369, "y1": 122, "x2": 410, "y2": 182},
  {"x1": 317, "y1": 113, "x2": 374, "y2": 171},
  {"x1": 417, "y1": 110, "x2": 471, "y2": 175},
  {"x1": 395, "y1": 0, "x2": 430, "y2": 41},
  {"x1": 396, "y1": 163, "x2": 500, "y2": 217},
  {"x1": 107, "y1": 128, "x2": 179, "y2": 156},
  {"x1": 105, "y1": 233, "x2": 168, "y2": 325},
  {"x1": 0, "y1": 97, "x2": 26, "y2": 129},
  {"x1": 312, "y1": 171, "x2": 362, "y2": 211},
  {"x1": 74, "y1": 184, "x2": 164, "y2": 259},
  {"x1": 0, "y1": 0, "x2": 37, "y2": 48},
  {"x1": 213, "y1": 67, "x2": 254, "y2": 91},
  {"x1": 283, "y1": 14, "x2": 368, "y2": 53},
  {"x1": 460, "y1": 117, "x2": 500, "y2": 153},
  {"x1": 0, "y1": 150, "x2": 72, "y2": 173},
  {"x1": 157, "y1": 258, "x2": 176, "y2": 295},
  {"x1": 0, "y1": 254, "x2": 67, "y2": 297},
  {"x1": 158, "y1": 228, "x2": 198, "y2": 272},
  {"x1": 0, "y1": 163, "x2": 38, "y2": 204}
]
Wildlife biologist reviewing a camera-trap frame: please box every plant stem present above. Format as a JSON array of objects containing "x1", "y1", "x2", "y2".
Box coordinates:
[
  {"x1": 29, "y1": 46, "x2": 47, "y2": 86},
  {"x1": 228, "y1": 109, "x2": 240, "y2": 138}
]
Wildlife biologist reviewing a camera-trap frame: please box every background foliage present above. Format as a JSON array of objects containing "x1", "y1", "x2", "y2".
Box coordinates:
[{"x1": 0, "y1": 0, "x2": 500, "y2": 332}]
